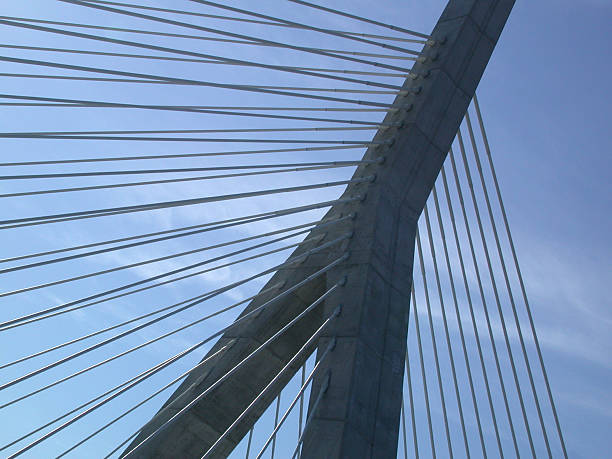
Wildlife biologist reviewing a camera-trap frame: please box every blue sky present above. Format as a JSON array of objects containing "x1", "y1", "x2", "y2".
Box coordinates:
[
  {"x1": 471, "y1": 1, "x2": 611, "y2": 457},
  {"x1": 0, "y1": 0, "x2": 609, "y2": 458}
]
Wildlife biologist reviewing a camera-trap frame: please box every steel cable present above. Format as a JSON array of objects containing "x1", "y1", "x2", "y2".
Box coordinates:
[
  {"x1": 416, "y1": 229, "x2": 453, "y2": 458},
  {"x1": 0, "y1": 94, "x2": 397, "y2": 124},
  {"x1": 203, "y1": 308, "x2": 340, "y2": 458},
  {"x1": 458, "y1": 125, "x2": 537, "y2": 457},
  {"x1": 0, "y1": 249, "x2": 350, "y2": 410},
  {"x1": 0, "y1": 176, "x2": 373, "y2": 230},
  {"x1": 0, "y1": 231, "x2": 325, "y2": 392},
  {"x1": 285, "y1": 0, "x2": 431, "y2": 39},
  {"x1": 1, "y1": 15, "x2": 412, "y2": 78},
  {"x1": 0, "y1": 232, "x2": 351, "y2": 332},
  {"x1": 422, "y1": 203, "x2": 470, "y2": 457},
  {"x1": 0, "y1": 164, "x2": 365, "y2": 200},
  {"x1": 473, "y1": 95, "x2": 568, "y2": 458},
  {"x1": 6, "y1": 344, "x2": 231, "y2": 458},
  {"x1": 54, "y1": 344, "x2": 232, "y2": 458},
  {"x1": 0, "y1": 284, "x2": 281, "y2": 371},
  {"x1": 254, "y1": 339, "x2": 336, "y2": 459},
  {"x1": 0, "y1": 160, "x2": 374, "y2": 180},
  {"x1": 82, "y1": 0, "x2": 428, "y2": 44},
  {"x1": 0, "y1": 197, "x2": 358, "y2": 266},
  {"x1": 123, "y1": 284, "x2": 344, "y2": 458},
  {"x1": 0, "y1": 54, "x2": 397, "y2": 108},
  {"x1": 0, "y1": 216, "x2": 348, "y2": 297},
  {"x1": 439, "y1": 162, "x2": 504, "y2": 457},
  {"x1": 0, "y1": 146, "x2": 368, "y2": 168},
  {"x1": 406, "y1": 351, "x2": 419, "y2": 458},
  {"x1": 466, "y1": 109, "x2": 551, "y2": 457},
  {"x1": 161, "y1": 0, "x2": 424, "y2": 52},
  {"x1": 289, "y1": 371, "x2": 330, "y2": 459},
  {"x1": 431, "y1": 183, "x2": 488, "y2": 457},
  {"x1": 411, "y1": 285, "x2": 436, "y2": 458},
  {"x1": 68, "y1": 0, "x2": 420, "y2": 58},
  {"x1": 450, "y1": 138, "x2": 520, "y2": 456}
]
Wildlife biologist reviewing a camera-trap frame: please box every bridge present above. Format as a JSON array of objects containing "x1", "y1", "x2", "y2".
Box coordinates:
[{"x1": 0, "y1": 0, "x2": 570, "y2": 457}]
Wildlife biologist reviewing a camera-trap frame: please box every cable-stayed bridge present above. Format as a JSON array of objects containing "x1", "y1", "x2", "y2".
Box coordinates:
[{"x1": 0, "y1": 1, "x2": 569, "y2": 457}]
